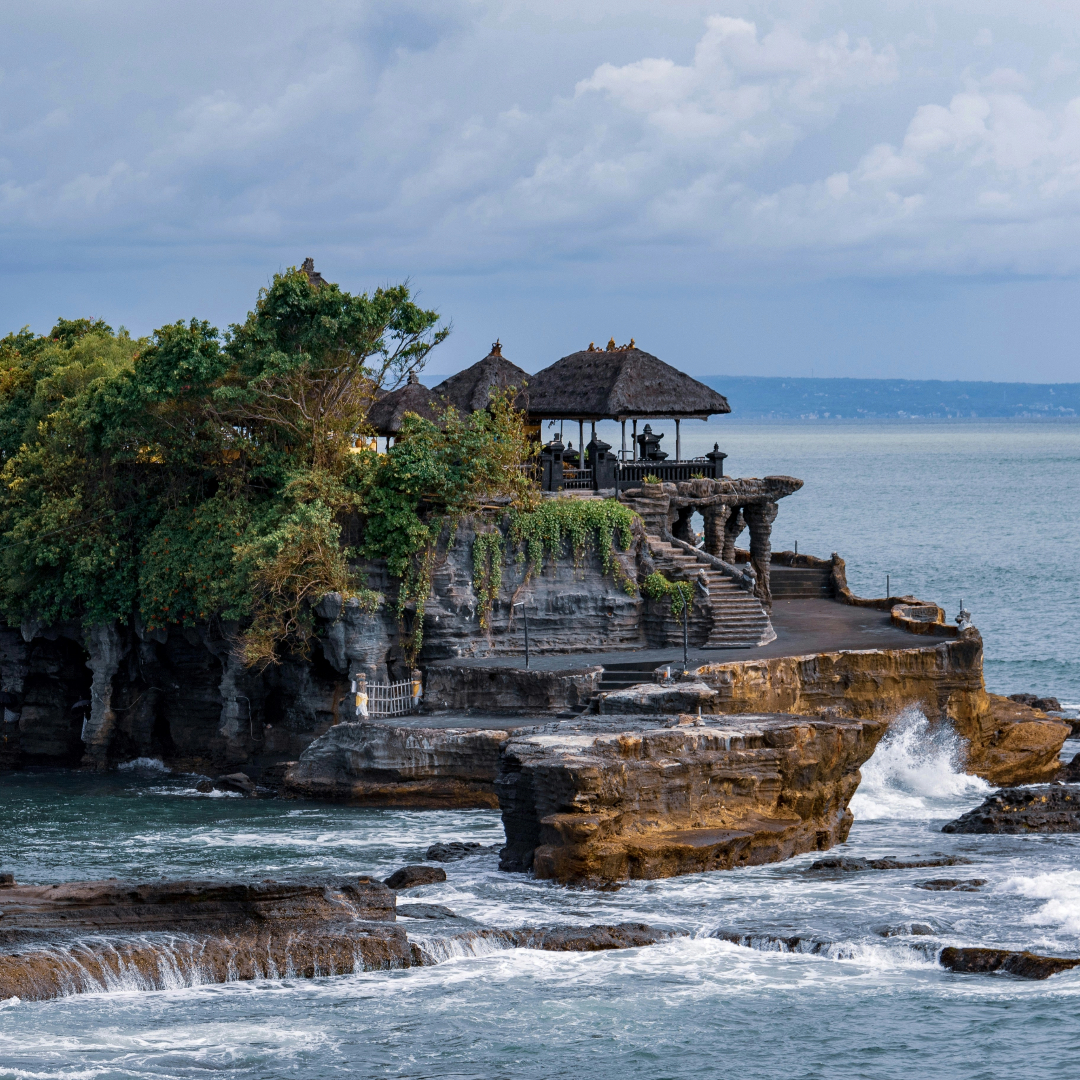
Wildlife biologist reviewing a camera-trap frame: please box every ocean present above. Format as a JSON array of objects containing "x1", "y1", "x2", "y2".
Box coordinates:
[{"x1": 2, "y1": 418, "x2": 1079, "y2": 1079}]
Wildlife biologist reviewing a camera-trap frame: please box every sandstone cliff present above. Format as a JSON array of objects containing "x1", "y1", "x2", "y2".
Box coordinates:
[
  {"x1": 691, "y1": 631, "x2": 1068, "y2": 786},
  {"x1": 495, "y1": 713, "x2": 887, "y2": 886}
]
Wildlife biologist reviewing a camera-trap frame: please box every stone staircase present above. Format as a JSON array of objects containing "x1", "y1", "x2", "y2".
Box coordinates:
[
  {"x1": 647, "y1": 538, "x2": 775, "y2": 649},
  {"x1": 769, "y1": 566, "x2": 833, "y2": 599}
]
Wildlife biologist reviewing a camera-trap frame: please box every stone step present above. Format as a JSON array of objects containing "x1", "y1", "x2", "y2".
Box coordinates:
[{"x1": 646, "y1": 536, "x2": 774, "y2": 649}]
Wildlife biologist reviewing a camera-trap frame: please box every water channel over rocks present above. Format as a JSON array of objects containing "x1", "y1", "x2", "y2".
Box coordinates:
[{"x1": 2, "y1": 420, "x2": 1079, "y2": 1079}]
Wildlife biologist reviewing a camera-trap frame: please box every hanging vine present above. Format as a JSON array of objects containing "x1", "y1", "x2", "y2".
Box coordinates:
[{"x1": 472, "y1": 530, "x2": 504, "y2": 631}]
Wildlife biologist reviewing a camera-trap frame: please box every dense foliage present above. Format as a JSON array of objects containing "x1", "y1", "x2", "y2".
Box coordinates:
[
  {"x1": 0, "y1": 267, "x2": 536, "y2": 666},
  {"x1": 641, "y1": 571, "x2": 694, "y2": 616}
]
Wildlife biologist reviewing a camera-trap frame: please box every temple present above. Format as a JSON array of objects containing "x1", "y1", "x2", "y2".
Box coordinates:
[{"x1": 368, "y1": 337, "x2": 799, "y2": 614}]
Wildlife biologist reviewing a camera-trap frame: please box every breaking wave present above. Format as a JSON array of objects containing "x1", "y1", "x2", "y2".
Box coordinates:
[
  {"x1": 115, "y1": 757, "x2": 170, "y2": 773},
  {"x1": 997, "y1": 871, "x2": 1080, "y2": 935},
  {"x1": 849, "y1": 707, "x2": 990, "y2": 821}
]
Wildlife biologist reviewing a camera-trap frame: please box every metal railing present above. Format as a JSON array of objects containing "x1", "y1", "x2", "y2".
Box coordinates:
[{"x1": 352, "y1": 673, "x2": 423, "y2": 719}]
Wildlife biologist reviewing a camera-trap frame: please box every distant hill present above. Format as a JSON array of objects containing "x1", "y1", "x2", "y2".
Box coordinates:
[{"x1": 700, "y1": 376, "x2": 1080, "y2": 419}]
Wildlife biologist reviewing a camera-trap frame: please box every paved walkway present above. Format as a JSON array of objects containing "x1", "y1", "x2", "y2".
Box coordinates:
[{"x1": 426, "y1": 598, "x2": 954, "y2": 673}]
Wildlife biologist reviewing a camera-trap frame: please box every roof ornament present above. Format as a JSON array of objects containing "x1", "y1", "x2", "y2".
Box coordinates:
[
  {"x1": 407, "y1": 371, "x2": 419, "y2": 385},
  {"x1": 587, "y1": 342, "x2": 595, "y2": 351},
  {"x1": 301, "y1": 257, "x2": 326, "y2": 287},
  {"x1": 491, "y1": 340, "x2": 502, "y2": 356},
  {"x1": 606, "y1": 337, "x2": 617, "y2": 351}
]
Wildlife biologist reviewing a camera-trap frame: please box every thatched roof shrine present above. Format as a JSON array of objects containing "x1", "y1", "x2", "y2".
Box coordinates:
[
  {"x1": 366, "y1": 373, "x2": 446, "y2": 436},
  {"x1": 526, "y1": 342, "x2": 730, "y2": 421},
  {"x1": 432, "y1": 341, "x2": 530, "y2": 412}
]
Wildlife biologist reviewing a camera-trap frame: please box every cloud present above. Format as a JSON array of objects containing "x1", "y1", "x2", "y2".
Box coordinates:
[{"x1": 3, "y1": 0, "x2": 1080, "y2": 284}]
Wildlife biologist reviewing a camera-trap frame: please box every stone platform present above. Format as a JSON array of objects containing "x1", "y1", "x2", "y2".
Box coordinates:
[{"x1": 425, "y1": 598, "x2": 954, "y2": 680}]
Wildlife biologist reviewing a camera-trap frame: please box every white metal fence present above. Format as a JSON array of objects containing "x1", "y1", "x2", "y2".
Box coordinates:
[{"x1": 352, "y1": 673, "x2": 422, "y2": 718}]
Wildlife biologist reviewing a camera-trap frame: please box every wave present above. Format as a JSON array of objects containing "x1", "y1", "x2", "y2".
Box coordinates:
[
  {"x1": 997, "y1": 871, "x2": 1080, "y2": 935},
  {"x1": 849, "y1": 707, "x2": 990, "y2": 821},
  {"x1": 115, "y1": 757, "x2": 170, "y2": 773}
]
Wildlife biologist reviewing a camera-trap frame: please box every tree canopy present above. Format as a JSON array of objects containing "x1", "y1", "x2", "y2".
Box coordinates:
[{"x1": 0, "y1": 266, "x2": 535, "y2": 666}]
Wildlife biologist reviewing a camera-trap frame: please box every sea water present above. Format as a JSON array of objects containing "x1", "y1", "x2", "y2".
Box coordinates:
[{"x1": 2, "y1": 419, "x2": 1079, "y2": 1079}]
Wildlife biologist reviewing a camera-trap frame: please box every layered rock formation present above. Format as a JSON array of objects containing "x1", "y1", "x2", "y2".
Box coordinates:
[
  {"x1": 0, "y1": 876, "x2": 407, "y2": 1001},
  {"x1": 495, "y1": 712, "x2": 887, "y2": 886},
  {"x1": 691, "y1": 632, "x2": 1069, "y2": 786},
  {"x1": 282, "y1": 721, "x2": 516, "y2": 807},
  {"x1": 0, "y1": 874, "x2": 678, "y2": 1001}
]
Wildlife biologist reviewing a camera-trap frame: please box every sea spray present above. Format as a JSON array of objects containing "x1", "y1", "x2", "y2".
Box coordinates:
[
  {"x1": 849, "y1": 707, "x2": 990, "y2": 820},
  {"x1": 997, "y1": 870, "x2": 1080, "y2": 935}
]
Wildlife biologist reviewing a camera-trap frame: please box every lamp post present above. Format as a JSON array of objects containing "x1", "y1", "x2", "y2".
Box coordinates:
[
  {"x1": 513, "y1": 602, "x2": 530, "y2": 669},
  {"x1": 682, "y1": 594, "x2": 689, "y2": 672}
]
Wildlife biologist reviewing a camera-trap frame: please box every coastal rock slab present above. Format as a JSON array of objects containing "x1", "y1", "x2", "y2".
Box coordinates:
[
  {"x1": 938, "y1": 947, "x2": 1080, "y2": 980},
  {"x1": 496, "y1": 713, "x2": 887, "y2": 886},
  {"x1": 384, "y1": 865, "x2": 447, "y2": 890},
  {"x1": 284, "y1": 721, "x2": 511, "y2": 807},
  {"x1": 0, "y1": 875, "x2": 405, "y2": 1002},
  {"x1": 597, "y1": 681, "x2": 718, "y2": 715},
  {"x1": 942, "y1": 785, "x2": 1080, "y2": 833}
]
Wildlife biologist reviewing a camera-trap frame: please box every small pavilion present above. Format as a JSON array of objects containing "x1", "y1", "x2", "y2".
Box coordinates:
[
  {"x1": 365, "y1": 372, "x2": 446, "y2": 447},
  {"x1": 431, "y1": 341, "x2": 530, "y2": 415},
  {"x1": 526, "y1": 339, "x2": 730, "y2": 468}
]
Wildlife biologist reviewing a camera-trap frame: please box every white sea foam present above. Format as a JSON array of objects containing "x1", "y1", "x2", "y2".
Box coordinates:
[
  {"x1": 116, "y1": 757, "x2": 169, "y2": 773},
  {"x1": 849, "y1": 707, "x2": 990, "y2": 820},
  {"x1": 997, "y1": 871, "x2": 1080, "y2": 934}
]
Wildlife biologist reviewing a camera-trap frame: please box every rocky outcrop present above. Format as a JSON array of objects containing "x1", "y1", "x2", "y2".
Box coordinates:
[
  {"x1": 808, "y1": 854, "x2": 972, "y2": 872},
  {"x1": 0, "y1": 876, "x2": 406, "y2": 1001},
  {"x1": 283, "y1": 721, "x2": 515, "y2": 807},
  {"x1": 691, "y1": 633, "x2": 1069, "y2": 786},
  {"x1": 496, "y1": 712, "x2": 887, "y2": 886},
  {"x1": 938, "y1": 947, "x2": 1080, "y2": 980},
  {"x1": 384, "y1": 865, "x2": 447, "y2": 890},
  {"x1": 942, "y1": 785, "x2": 1080, "y2": 833},
  {"x1": 0, "y1": 873, "x2": 678, "y2": 1001}
]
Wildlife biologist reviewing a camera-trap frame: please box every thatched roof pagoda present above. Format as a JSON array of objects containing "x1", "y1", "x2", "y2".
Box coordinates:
[
  {"x1": 526, "y1": 341, "x2": 729, "y2": 422},
  {"x1": 432, "y1": 341, "x2": 530, "y2": 412},
  {"x1": 366, "y1": 373, "x2": 446, "y2": 436}
]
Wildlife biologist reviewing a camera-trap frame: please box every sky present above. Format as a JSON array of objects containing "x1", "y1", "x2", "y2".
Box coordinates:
[{"x1": 3, "y1": 0, "x2": 1080, "y2": 382}]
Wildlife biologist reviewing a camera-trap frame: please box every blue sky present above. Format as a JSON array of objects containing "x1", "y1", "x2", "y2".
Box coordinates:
[{"x1": 3, "y1": 0, "x2": 1080, "y2": 381}]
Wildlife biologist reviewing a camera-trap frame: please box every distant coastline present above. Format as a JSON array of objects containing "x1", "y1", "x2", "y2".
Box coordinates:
[{"x1": 701, "y1": 376, "x2": 1080, "y2": 419}]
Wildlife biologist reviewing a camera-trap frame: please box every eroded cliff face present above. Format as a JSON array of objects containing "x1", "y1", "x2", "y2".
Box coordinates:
[
  {"x1": 495, "y1": 713, "x2": 887, "y2": 886},
  {"x1": 692, "y1": 631, "x2": 1068, "y2": 786},
  {"x1": 0, "y1": 512, "x2": 729, "y2": 771},
  {"x1": 283, "y1": 721, "x2": 512, "y2": 807}
]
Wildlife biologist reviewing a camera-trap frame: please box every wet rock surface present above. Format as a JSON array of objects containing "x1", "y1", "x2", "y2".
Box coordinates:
[
  {"x1": 0, "y1": 875, "x2": 406, "y2": 1002},
  {"x1": 915, "y1": 879, "x2": 987, "y2": 891},
  {"x1": 384, "y1": 865, "x2": 447, "y2": 891},
  {"x1": 396, "y1": 903, "x2": 462, "y2": 921},
  {"x1": 808, "y1": 854, "x2": 974, "y2": 872},
  {"x1": 425, "y1": 841, "x2": 498, "y2": 862},
  {"x1": 1008, "y1": 693, "x2": 1063, "y2": 713},
  {"x1": 942, "y1": 785, "x2": 1080, "y2": 833},
  {"x1": 496, "y1": 712, "x2": 887, "y2": 886},
  {"x1": 0, "y1": 873, "x2": 679, "y2": 1000},
  {"x1": 938, "y1": 947, "x2": 1080, "y2": 980}
]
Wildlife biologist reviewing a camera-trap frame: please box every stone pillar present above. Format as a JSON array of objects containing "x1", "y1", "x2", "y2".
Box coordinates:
[
  {"x1": 702, "y1": 505, "x2": 731, "y2": 558},
  {"x1": 721, "y1": 508, "x2": 745, "y2": 563},
  {"x1": 744, "y1": 502, "x2": 778, "y2": 609},
  {"x1": 81, "y1": 623, "x2": 125, "y2": 770},
  {"x1": 672, "y1": 506, "x2": 694, "y2": 544}
]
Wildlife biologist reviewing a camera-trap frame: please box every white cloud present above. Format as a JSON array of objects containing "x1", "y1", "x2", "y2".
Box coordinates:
[{"x1": 3, "y1": 1, "x2": 1080, "y2": 281}]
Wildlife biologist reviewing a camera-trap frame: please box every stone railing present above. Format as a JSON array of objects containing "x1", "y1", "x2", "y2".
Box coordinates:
[{"x1": 667, "y1": 535, "x2": 757, "y2": 594}]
